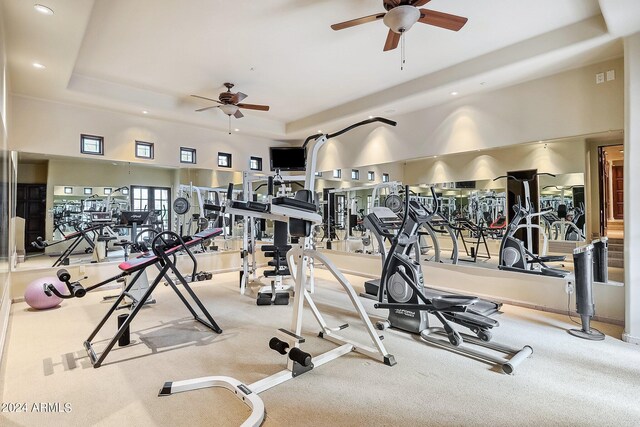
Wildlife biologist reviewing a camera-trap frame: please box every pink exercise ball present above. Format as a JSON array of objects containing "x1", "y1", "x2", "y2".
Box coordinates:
[{"x1": 24, "y1": 276, "x2": 66, "y2": 310}]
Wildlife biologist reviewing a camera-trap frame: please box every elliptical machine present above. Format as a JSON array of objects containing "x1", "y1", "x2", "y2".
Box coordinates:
[
  {"x1": 499, "y1": 197, "x2": 569, "y2": 277},
  {"x1": 374, "y1": 187, "x2": 533, "y2": 374},
  {"x1": 496, "y1": 174, "x2": 569, "y2": 277}
]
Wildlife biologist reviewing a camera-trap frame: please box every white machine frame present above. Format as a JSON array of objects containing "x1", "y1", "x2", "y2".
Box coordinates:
[{"x1": 159, "y1": 118, "x2": 398, "y2": 426}]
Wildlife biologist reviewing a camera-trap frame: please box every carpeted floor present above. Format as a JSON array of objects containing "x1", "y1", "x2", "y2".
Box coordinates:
[{"x1": 1, "y1": 269, "x2": 639, "y2": 426}]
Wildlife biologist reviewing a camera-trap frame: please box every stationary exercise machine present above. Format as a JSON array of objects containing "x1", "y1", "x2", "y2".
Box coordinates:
[
  {"x1": 32, "y1": 224, "x2": 100, "y2": 267},
  {"x1": 498, "y1": 197, "x2": 569, "y2": 277},
  {"x1": 75, "y1": 228, "x2": 224, "y2": 367},
  {"x1": 236, "y1": 170, "x2": 311, "y2": 305},
  {"x1": 374, "y1": 186, "x2": 532, "y2": 373},
  {"x1": 496, "y1": 174, "x2": 569, "y2": 277},
  {"x1": 159, "y1": 118, "x2": 398, "y2": 426}
]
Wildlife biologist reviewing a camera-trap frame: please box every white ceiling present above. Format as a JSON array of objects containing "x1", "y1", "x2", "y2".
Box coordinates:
[{"x1": 1, "y1": 0, "x2": 633, "y2": 140}]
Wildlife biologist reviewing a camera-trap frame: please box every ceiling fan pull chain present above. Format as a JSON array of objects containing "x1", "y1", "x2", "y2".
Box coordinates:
[{"x1": 228, "y1": 115, "x2": 231, "y2": 135}]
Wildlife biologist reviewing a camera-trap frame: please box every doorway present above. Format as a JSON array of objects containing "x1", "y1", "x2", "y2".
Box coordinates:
[
  {"x1": 130, "y1": 185, "x2": 172, "y2": 230},
  {"x1": 598, "y1": 144, "x2": 624, "y2": 238},
  {"x1": 16, "y1": 184, "x2": 47, "y2": 253}
]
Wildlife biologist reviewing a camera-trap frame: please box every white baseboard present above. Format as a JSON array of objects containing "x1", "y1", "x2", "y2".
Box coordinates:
[{"x1": 622, "y1": 332, "x2": 640, "y2": 345}]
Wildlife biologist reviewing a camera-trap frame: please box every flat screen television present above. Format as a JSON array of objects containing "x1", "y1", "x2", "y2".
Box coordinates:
[{"x1": 270, "y1": 146, "x2": 306, "y2": 171}]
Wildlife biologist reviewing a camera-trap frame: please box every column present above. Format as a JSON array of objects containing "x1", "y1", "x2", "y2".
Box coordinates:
[{"x1": 623, "y1": 32, "x2": 640, "y2": 343}]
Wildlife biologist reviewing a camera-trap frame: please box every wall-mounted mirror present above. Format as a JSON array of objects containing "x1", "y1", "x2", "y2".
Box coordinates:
[{"x1": 538, "y1": 173, "x2": 586, "y2": 242}]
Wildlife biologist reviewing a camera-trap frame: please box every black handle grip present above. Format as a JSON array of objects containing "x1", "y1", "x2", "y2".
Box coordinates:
[
  {"x1": 57, "y1": 269, "x2": 71, "y2": 282},
  {"x1": 71, "y1": 283, "x2": 87, "y2": 298},
  {"x1": 288, "y1": 347, "x2": 312, "y2": 367},
  {"x1": 269, "y1": 337, "x2": 289, "y2": 355}
]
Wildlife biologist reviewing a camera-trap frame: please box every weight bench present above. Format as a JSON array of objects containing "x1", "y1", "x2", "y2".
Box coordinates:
[
  {"x1": 32, "y1": 225, "x2": 101, "y2": 267},
  {"x1": 82, "y1": 228, "x2": 223, "y2": 368}
]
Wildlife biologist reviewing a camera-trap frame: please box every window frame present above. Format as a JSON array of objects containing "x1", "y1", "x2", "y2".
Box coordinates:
[
  {"x1": 382, "y1": 173, "x2": 390, "y2": 183},
  {"x1": 250, "y1": 156, "x2": 263, "y2": 171},
  {"x1": 351, "y1": 169, "x2": 360, "y2": 180},
  {"x1": 368, "y1": 171, "x2": 375, "y2": 181},
  {"x1": 333, "y1": 169, "x2": 341, "y2": 179},
  {"x1": 135, "y1": 141, "x2": 154, "y2": 160},
  {"x1": 180, "y1": 147, "x2": 197, "y2": 164},
  {"x1": 218, "y1": 152, "x2": 232, "y2": 168},
  {"x1": 80, "y1": 134, "x2": 104, "y2": 156}
]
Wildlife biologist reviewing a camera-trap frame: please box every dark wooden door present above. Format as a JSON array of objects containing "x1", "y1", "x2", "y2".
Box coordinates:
[
  {"x1": 16, "y1": 184, "x2": 47, "y2": 253},
  {"x1": 598, "y1": 146, "x2": 608, "y2": 236},
  {"x1": 612, "y1": 165, "x2": 624, "y2": 220}
]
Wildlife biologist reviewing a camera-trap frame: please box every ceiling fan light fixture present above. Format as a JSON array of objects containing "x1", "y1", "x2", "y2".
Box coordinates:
[
  {"x1": 219, "y1": 104, "x2": 239, "y2": 116},
  {"x1": 383, "y1": 5, "x2": 421, "y2": 34}
]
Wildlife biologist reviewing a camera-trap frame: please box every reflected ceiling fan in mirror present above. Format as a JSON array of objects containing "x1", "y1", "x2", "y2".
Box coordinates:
[
  {"x1": 191, "y1": 83, "x2": 270, "y2": 134},
  {"x1": 331, "y1": 0, "x2": 468, "y2": 70}
]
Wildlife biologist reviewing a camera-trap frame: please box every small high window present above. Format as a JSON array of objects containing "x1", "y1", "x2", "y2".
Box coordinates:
[
  {"x1": 180, "y1": 147, "x2": 196, "y2": 164},
  {"x1": 218, "y1": 152, "x2": 232, "y2": 168},
  {"x1": 80, "y1": 134, "x2": 104, "y2": 155},
  {"x1": 368, "y1": 171, "x2": 375, "y2": 181},
  {"x1": 250, "y1": 156, "x2": 262, "y2": 171},
  {"x1": 333, "y1": 169, "x2": 341, "y2": 179},
  {"x1": 135, "y1": 141, "x2": 154, "y2": 159},
  {"x1": 382, "y1": 173, "x2": 390, "y2": 183},
  {"x1": 351, "y1": 169, "x2": 359, "y2": 180},
  {"x1": 84, "y1": 187, "x2": 93, "y2": 195},
  {"x1": 315, "y1": 171, "x2": 323, "y2": 177}
]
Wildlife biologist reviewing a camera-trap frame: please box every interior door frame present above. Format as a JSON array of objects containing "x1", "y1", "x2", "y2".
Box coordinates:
[{"x1": 597, "y1": 146, "x2": 608, "y2": 236}]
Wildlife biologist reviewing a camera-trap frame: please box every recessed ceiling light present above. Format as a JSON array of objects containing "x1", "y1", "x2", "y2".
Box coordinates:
[
  {"x1": 142, "y1": 110, "x2": 148, "y2": 114},
  {"x1": 234, "y1": 128, "x2": 240, "y2": 132},
  {"x1": 433, "y1": 155, "x2": 438, "y2": 158},
  {"x1": 450, "y1": 91, "x2": 458, "y2": 96},
  {"x1": 538, "y1": 140, "x2": 544, "y2": 144},
  {"x1": 317, "y1": 130, "x2": 322, "y2": 133},
  {"x1": 368, "y1": 115, "x2": 374, "y2": 119},
  {"x1": 32, "y1": 62, "x2": 46, "y2": 69},
  {"x1": 620, "y1": 149, "x2": 624, "y2": 153},
  {"x1": 34, "y1": 4, "x2": 54, "y2": 15}
]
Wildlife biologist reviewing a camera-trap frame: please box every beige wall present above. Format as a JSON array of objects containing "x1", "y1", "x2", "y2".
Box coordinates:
[
  {"x1": 314, "y1": 58, "x2": 624, "y2": 172},
  {"x1": 16, "y1": 162, "x2": 47, "y2": 183},
  {"x1": 9, "y1": 96, "x2": 288, "y2": 171},
  {"x1": 315, "y1": 162, "x2": 405, "y2": 193},
  {"x1": 404, "y1": 138, "x2": 587, "y2": 184}
]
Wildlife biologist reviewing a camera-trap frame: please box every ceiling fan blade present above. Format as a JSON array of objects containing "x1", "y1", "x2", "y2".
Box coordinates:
[
  {"x1": 191, "y1": 94, "x2": 222, "y2": 103},
  {"x1": 195, "y1": 105, "x2": 219, "y2": 112},
  {"x1": 232, "y1": 92, "x2": 248, "y2": 104},
  {"x1": 418, "y1": 9, "x2": 468, "y2": 31},
  {"x1": 331, "y1": 13, "x2": 386, "y2": 31},
  {"x1": 383, "y1": 29, "x2": 401, "y2": 51},
  {"x1": 412, "y1": 0, "x2": 431, "y2": 6},
  {"x1": 237, "y1": 103, "x2": 270, "y2": 111},
  {"x1": 234, "y1": 109, "x2": 244, "y2": 119}
]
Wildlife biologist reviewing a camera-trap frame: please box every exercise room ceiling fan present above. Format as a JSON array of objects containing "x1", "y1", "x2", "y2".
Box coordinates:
[
  {"x1": 331, "y1": 0, "x2": 468, "y2": 69},
  {"x1": 191, "y1": 83, "x2": 270, "y2": 133}
]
